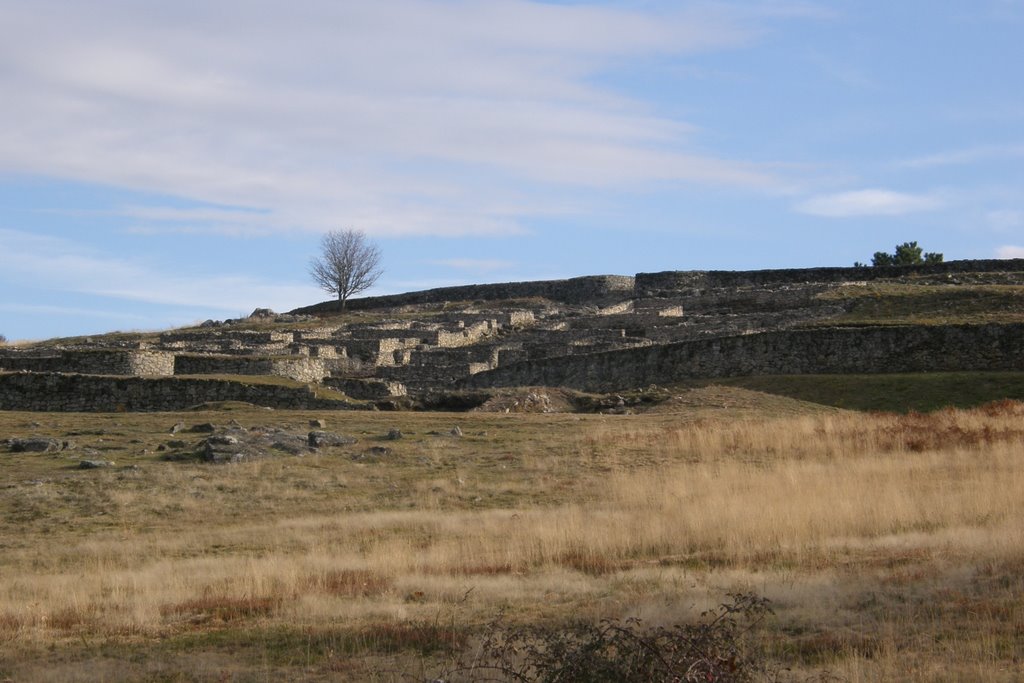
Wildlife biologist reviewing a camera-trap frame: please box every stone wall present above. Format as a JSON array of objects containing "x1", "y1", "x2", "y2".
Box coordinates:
[
  {"x1": 0, "y1": 372, "x2": 352, "y2": 412},
  {"x1": 465, "y1": 323, "x2": 1024, "y2": 393},
  {"x1": 173, "y1": 355, "x2": 328, "y2": 382},
  {"x1": 291, "y1": 275, "x2": 635, "y2": 315},
  {"x1": 635, "y1": 259, "x2": 1024, "y2": 295},
  {"x1": 0, "y1": 350, "x2": 175, "y2": 377},
  {"x1": 324, "y1": 377, "x2": 408, "y2": 400}
]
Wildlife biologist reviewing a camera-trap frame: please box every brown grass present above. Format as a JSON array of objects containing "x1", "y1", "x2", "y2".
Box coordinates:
[{"x1": 1, "y1": 402, "x2": 1023, "y2": 680}]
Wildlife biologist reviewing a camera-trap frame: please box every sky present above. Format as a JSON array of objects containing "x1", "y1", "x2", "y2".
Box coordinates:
[{"x1": 1, "y1": 0, "x2": 1023, "y2": 341}]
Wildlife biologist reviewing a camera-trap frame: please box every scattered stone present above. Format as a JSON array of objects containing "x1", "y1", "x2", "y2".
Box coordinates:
[
  {"x1": 450, "y1": 426, "x2": 463, "y2": 438},
  {"x1": 368, "y1": 446, "x2": 392, "y2": 456},
  {"x1": 188, "y1": 423, "x2": 216, "y2": 433},
  {"x1": 166, "y1": 440, "x2": 188, "y2": 449},
  {"x1": 386, "y1": 428, "x2": 403, "y2": 440},
  {"x1": 61, "y1": 440, "x2": 76, "y2": 451},
  {"x1": 309, "y1": 419, "x2": 327, "y2": 429},
  {"x1": 308, "y1": 431, "x2": 358, "y2": 448},
  {"x1": 79, "y1": 459, "x2": 113, "y2": 469},
  {"x1": 199, "y1": 319, "x2": 220, "y2": 328},
  {"x1": 8, "y1": 438, "x2": 63, "y2": 453},
  {"x1": 156, "y1": 444, "x2": 167, "y2": 452}
]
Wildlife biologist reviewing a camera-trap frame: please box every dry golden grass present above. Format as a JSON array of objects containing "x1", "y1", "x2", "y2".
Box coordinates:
[{"x1": 1, "y1": 400, "x2": 1023, "y2": 680}]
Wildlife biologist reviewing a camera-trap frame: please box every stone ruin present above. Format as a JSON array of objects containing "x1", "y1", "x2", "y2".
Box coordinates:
[{"x1": 2, "y1": 260, "x2": 1024, "y2": 411}]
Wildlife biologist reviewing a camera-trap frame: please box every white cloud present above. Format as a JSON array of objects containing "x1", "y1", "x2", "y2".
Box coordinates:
[
  {"x1": 898, "y1": 144, "x2": 1024, "y2": 169},
  {"x1": 794, "y1": 189, "x2": 944, "y2": 217},
  {"x1": 0, "y1": 0, "x2": 789, "y2": 238},
  {"x1": 995, "y1": 245, "x2": 1024, "y2": 259},
  {"x1": 0, "y1": 229, "x2": 325, "y2": 313}
]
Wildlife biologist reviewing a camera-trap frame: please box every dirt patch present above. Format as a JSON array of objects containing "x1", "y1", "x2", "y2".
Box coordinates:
[
  {"x1": 643, "y1": 385, "x2": 837, "y2": 416},
  {"x1": 471, "y1": 387, "x2": 578, "y2": 413}
]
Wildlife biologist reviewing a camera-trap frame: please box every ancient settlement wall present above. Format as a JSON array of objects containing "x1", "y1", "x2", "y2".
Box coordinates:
[
  {"x1": 3, "y1": 259, "x2": 1024, "y2": 410},
  {"x1": 464, "y1": 323, "x2": 1024, "y2": 393},
  {"x1": 0, "y1": 373, "x2": 350, "y2": 412}
]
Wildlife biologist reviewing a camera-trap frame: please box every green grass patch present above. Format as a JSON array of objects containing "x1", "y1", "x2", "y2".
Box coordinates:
[
  {"x1": 691, "y1": 372, "x2": 1024, "y2": 413},
  {"x1": 816, "y1": 283, "x2": 1024, "y2": 326}
]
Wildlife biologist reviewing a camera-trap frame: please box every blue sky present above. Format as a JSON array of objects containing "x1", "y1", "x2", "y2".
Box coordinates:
[{"x1": 2, "y1": 0, "x2": 1022, "y2": 341}]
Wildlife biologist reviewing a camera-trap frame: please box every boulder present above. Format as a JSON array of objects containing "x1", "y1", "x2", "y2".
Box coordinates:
[
  {"x1": 249, "y1": 308, "x2": 277, "y2": 319},
  {"x1": 308, "y1": 431, "x2": 358, "y2": 448},
  {"x1": 8, "y1": 437, "x2": 63, "y2": 453},
  {"x1": 78, "y1": 459, "x2": 113, "y2": 469}
]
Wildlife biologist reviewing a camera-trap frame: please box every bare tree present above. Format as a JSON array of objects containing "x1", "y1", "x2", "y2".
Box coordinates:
[{"x1": 309, "y1": 229, "x2": 383, "y2": 309}]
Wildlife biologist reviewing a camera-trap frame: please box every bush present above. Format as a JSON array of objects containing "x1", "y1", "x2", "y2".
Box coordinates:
[
  {"x1": 858, "y1": 241, "x2": 943, "y2": 267},
  {"x1": 0, "y1": 334, "x2": 6, "y2": 345},
  {"x1": 434, "y1": 593, "x2": 779, "y2": 682}
]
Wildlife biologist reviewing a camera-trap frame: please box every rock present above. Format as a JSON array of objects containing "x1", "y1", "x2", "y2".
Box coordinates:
[
  {"x1": 308, "y1": 431, "x2": 358, "y2": 448},
  {"x1": 386, "y1": 428, "x2": 403, "y2": 440},
  {"x1": 61, "y1": 440, "x2": 76, "y2": 451},
  {"x1": 169, "y1": 422, "x2": 185, "y2": 434},
  {"x1": 271, "y1": 436, "x2": 308, "y2": 455},
  {"x1": 309, "y1": 419, "x2": 327, "y2": 429},
  {"x1": 450, "y1": 426, "x2": 463, "y2": 438},
  {"x1": 188, "y1": 423, "x2": 216, "y2": 433},
  {"x1": 368, "y1": 446, "x2": 392, "y2": 456},
  {"x1": 249, "y1": 308, "x2": 277, "y2": 319},
  {"x1": 200, "y1": 435, "x2": 246, "y2": 463},
  {"x1": 79, "y1": 459, "x2": 112, "y2": 469},
  {"x1": 9, "y1": 437, "x2": 63, "y2": 453},
  {"x1": 166, "y1": 440, "x2": 188, "y2": 449},
  {"x1": 199, "y1": 319, "x2": 220, "y2": 328}
]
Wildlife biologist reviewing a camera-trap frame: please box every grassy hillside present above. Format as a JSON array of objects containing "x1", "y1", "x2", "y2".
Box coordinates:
[
  {"x1": 815, "y1": 282, "x2": 1024, "y2": 326},
  {"x1": 688, "y1": 371, "x2": 1024, "y2": 413}
]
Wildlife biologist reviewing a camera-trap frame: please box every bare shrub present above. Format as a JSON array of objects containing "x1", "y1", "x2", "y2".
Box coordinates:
[{"x1": 436, "y1": 593, "x2": 778, "y2": 682}]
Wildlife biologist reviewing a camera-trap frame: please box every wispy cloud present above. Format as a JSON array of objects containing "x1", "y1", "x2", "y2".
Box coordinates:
[
  {"x1": 0, "y1": 302, "x2": 152, "y2": 322},
  {"x1": 995, "y1": 245, "x2": 1024, "y2": 259},
  {"x1": 0, "y1": 229, "x2": 324, "y2": 313},
  {"x1": 430, "y1": 258, "x2": 517, "y2": 273},
  {"x1": 0, "y1": 1, "x2": 796, "y2": 238},
  {"x1": 897, "y1": 144, "x2": 1024, "y2": 169},
  {"x1": 987, "y1": 210, "x2": 1024, "y2": 231},
  {"x1": 794, "y1": 189, "x2": 944, "y2": 217}
]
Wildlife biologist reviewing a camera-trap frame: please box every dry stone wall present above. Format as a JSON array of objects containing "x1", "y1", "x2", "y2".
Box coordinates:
[
  {"x1": 173, "y1": 355, "x2": 329, "y2": 382},
  {"x1": 0, "y1": 350, "x2": 175, "y2": 376},
  {"x1": 0, "y1": 373, "x2": 352, "y2": 412},
  {"x1": 465, "y1": 323, "x2": 1024, "y2": 393},
  {"x1": 291, "y1": 275, "x2": 635, "y2": 315},
  {"x1": 635, "y1": 259, "x2": 1024, "y2": 295}
]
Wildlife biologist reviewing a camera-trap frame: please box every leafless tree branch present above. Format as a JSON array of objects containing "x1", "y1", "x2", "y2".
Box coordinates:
[{"x1": 309, "y1": 229, "x2": 383, "y2": 309}]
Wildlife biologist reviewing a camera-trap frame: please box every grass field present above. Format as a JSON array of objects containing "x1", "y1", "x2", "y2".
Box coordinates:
[{"x1": 2, "y1": 391, "x2": 1023, "y2": 681}]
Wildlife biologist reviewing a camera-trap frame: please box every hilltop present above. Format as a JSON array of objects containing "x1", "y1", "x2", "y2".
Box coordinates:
[{"x1": 3, "y1": 258, "x2": 1024, "y2": 413}]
